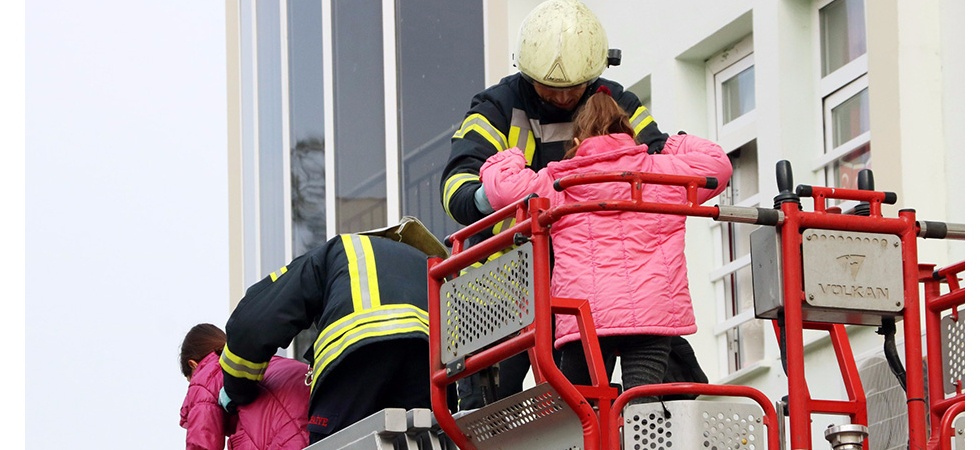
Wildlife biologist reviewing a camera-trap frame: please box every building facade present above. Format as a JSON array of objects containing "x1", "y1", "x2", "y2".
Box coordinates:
[{"x1": 224, "y1": 0, "x2": 965, "y2": 447}]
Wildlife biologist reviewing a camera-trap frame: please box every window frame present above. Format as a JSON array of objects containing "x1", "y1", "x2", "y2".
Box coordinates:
[
  {"x1": 812, "y1": 0, "x2": 870, "y2": 199},
  {"x1": 706, "y1": 36, "x2": 756, "y2": 153},
  {"x1": 705, "y1": 35, "x2": 765, "y2": 376},
  {"x1": 815, "y1": 73, "x2": 870, "y2": 171}
]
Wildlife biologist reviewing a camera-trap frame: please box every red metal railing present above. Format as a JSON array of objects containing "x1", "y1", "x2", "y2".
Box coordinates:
[
  {"x1": 428, "y1": 166, "x2": 963, "y2": 450},
  {"x1": 921, "y1": 261, "x2": 966, "y2": 450},
  {"x1": 428, "y1": 171, "x2": 780, "y2": 450},
  {"x1": 775, "y1": 183, "x2": 928, "y2": 450}
]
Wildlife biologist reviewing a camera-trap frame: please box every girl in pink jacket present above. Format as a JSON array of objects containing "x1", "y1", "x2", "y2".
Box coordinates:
[
  {"x1": 179, "y1": 323, "x2": 310, "y2": 450},
  {"x1": 479, "y1": 87, "x2": 732, "y2": 397}
]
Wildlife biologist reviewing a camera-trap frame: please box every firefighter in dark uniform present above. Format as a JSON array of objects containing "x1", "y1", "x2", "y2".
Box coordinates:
[
  {"x1": 440, "y1": 0, "x2": 703, "y2": 409},
  {"x1": 218, "y1": 219, "x2": 449, "y2": 444}
]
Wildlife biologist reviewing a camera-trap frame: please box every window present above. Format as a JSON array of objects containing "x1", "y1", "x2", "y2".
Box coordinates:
[
  {"x1": 288, "y1": 0, "x2": 326, "y2": 258},
  {"x1": 256, "y1": 0, "x2": 287, "y2": 276},
  {"x1": 706, "y1": 35, "x2": 765, "y2": 375},
  {"x1": 332, "y1": 0, "x2": 388, "y2": 233},
  {"x1": 396, "y1": 0, "x2": 485, "y2": 242},
  {"x1": 707, "y1": 36, "x2": 756, "y2": 152},
  {"x1": 711, "y1": 143, "x2": 764, "y2": 374},
  {"x1": 234, "y1": 0, "x2": 485, "y2": 361},
  {"x1": 719, "y1": 58, "x2": 755, "y2": 127},
  {"x1": 820, "y1": 75, "x2": 870, "y2": 189},
  {"x1": 819, "y1": 0, "x2": 866, "y2": 77},
  {"x1": 815, "y1": 0, "x2": 869, "y2": 191},
  {"x1": 287, "y1": 0, "x2": 326, "y2": 364}
]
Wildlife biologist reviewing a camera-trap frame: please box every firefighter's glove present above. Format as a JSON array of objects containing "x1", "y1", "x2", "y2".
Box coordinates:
[
  {"x1": 474, "y1": 185, "x2": 494, "y2": 215},
  {"x1": 218, "y1": 387, "x2": 238, "y2": 414}
]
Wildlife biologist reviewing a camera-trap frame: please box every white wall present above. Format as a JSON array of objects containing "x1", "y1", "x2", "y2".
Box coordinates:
[
  {"x1": 498, "y1": 2, "x2": 973, "y2": 446},
  {"x1": 24, "y1": 1, "x2": 230, "y2": 447}
]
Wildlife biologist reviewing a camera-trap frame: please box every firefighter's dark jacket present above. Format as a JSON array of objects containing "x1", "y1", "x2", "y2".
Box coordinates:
[
  {"x1": 440, "y1": 73, "x2": 670, "y2": 230},
  {"x1": 220, "y1": 234, "x2": 429, "y2": 407}
]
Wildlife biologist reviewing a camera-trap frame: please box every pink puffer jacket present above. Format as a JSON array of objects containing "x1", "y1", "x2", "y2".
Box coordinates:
[
  {"x1": 480, "y1": 133, "x2": 731, "y2": 348},
  {"x1": 180, "y1": 352, "x2": 310, "y2": 450}
]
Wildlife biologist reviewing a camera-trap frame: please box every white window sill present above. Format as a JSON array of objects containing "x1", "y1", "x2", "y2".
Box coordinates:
[{"x1": 714, "y1": 359, "x2": 772, "y2": 386}]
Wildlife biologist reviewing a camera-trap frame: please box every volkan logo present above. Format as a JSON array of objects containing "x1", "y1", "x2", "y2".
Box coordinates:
[{"x1": 836, "y1": 254, "x2": 866, "y2": 280}]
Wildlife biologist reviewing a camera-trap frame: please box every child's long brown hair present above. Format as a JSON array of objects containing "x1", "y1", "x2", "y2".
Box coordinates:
[
  {"x1": 565, "y1": 85, "x2": 635, "y2": 159},
  {"x1": 180, "y1": 323, "x2": 227, "y2": 378}
]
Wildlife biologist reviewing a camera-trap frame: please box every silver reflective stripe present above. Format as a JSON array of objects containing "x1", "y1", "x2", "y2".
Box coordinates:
[
  {"x1": 351, "y1": 236, "x2": 371, "y2": 309},
  {"x1": 457, "y1": 114, "x2": 507, "y2": 151},
  {"x1": 630, "y1": 106, "x2": 654, "y2": 131},
  {"x1": 313, "y1": 305, "x2": 427, "y2": 356},
  {"x1": 510, "y1": 109, "x2": 532, "y2": 150},
  {"x1": 310, "y1": 305, "x2": 428, "y2": 390},
  {"x1": 343, "y1": 235, "x2": 376, "y2": 311},
  {"x1": 220, "y1": 351, "x2": 266, "y2": 381},
  {"x1": 443, "y1": 173, "x2": 480, "y2": 211},
  {"x1": 314, "y1": 316, "x2": 427, "y2": 370},
  {"x1": 532, "y1": 118, "x2": 573, "y2": 143},
  {"x1": 513, "y1": 108, "x2": 573, "y2": 144}
]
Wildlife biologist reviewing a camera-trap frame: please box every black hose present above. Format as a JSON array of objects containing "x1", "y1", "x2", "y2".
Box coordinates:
[{"x1": 877, "y1": 317, "x2": 907, "y2": 392}]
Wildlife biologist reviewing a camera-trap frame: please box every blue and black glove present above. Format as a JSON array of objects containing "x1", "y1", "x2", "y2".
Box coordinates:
[
  {"x1": 218, "y1": 387, "x2": 238, "y2": 414},
  {"x1": 474, "y1": 184, "x2": 494, "y2": 215}
]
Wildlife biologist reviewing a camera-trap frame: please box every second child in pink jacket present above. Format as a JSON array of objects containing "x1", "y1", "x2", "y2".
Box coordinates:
[
  {"x1": 479, "y1": 87, "x2": 732, "y2": 396},
  {"x1": 179, "y1": 323, "x2": 310, "y2": 450}
]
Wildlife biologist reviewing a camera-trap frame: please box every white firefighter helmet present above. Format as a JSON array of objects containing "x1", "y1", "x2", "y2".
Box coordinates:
[{"x1": 515, "y1": 0, "x2": 609, "y2": 88}]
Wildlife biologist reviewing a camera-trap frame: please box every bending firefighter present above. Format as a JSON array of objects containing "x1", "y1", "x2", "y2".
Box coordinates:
[{"x1": 218, "y1": 218, "x2": 449, "y2": 444}]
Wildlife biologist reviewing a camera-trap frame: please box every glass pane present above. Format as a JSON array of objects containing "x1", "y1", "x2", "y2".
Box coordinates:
[
  {"x1": 240, "y1": 0, "x2": 258, "y2": 280},
  {"x1": 726, "y1": 328, "x2": 740, "y2": 372},
  {"x1": 830, "y1": 143, "x2": 871, "y2": 189},
  {"x1": 831, "y1": 87, "x2": 869, "y2": 147},
  {"x1": 257, "y1": 0, "x2": 286, "y2": 274},
  {"x1": 729, "y1": 141, "x2": 759, "y2": 203},
  {"x1": 288, "y1": 0, "x2": 326, "y2": 257},
  {"x1": 396, "y1": 0, "x2": 484, "y2": 242},
  {"x1": 722, "y1": 266, "x2": 754, "y2": 318},
  {"x1": 720, "y1": 222, "x2": 759, "y2": 264},
  {"x1": 735, "y1": 265, "x2": 755, "y2": 315},
  {"x1": 721, "y1": 65, "x2": 755, "y2": 124},
  {"x1": 722, "y1": 265, "x2": 765, "y2": 372},
  {"x1": 736, "y1": 320, "x2": 765, "y2": 368},
  {"x1": 333, "y1": 0, "x2": 386, "y2": 233},
  {"x1": 820, "y1": 0, "x2": 867, "y2": 76}
]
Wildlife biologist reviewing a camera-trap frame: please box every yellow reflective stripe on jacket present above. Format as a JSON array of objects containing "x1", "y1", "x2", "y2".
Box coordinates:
[
  {"x1": 630, "y1": 105, "x2": 655, "y2": 135},
  {"x1": 508, "y1": 108, "x2": 536, "y2": 165},
  {"x1": 442, "y1": 172, "x2": 480, "y2": 217},
  {"x1": 492, "y1": 217, "x2": 516, "y2": 235},
  {"x1": 310, "y1": 305, "x2": 428, "y2": 391},
  {"x1": 219, "y1": 344, "x2": 269, "y2": 381},
  {"x1": 508, "y1": 125, "x2": 536, "y2": 166},
  {"x1": 269, "y1": 266, "x2": 288, "y2": 282},
  {"x1": 453, "y1": 113, "x2": 507, "y2": 152},
  {"x1": 341, "y1": 235, "x2": 381, "y2": 312}
]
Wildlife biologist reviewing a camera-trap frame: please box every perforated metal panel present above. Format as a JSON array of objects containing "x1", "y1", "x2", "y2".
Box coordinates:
[
  {"x1": 454, "y1": 383, "x2": 583, "y2": 450},
  {"x1": 623, "y1": 400, "x2": 766, "y2": 450},
  {"x1": 941, "y1": 309, "x2": 966, "y2": 394},
  {"x1": 439, "y1": 243, "x2": 535, "y2": 364}
]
